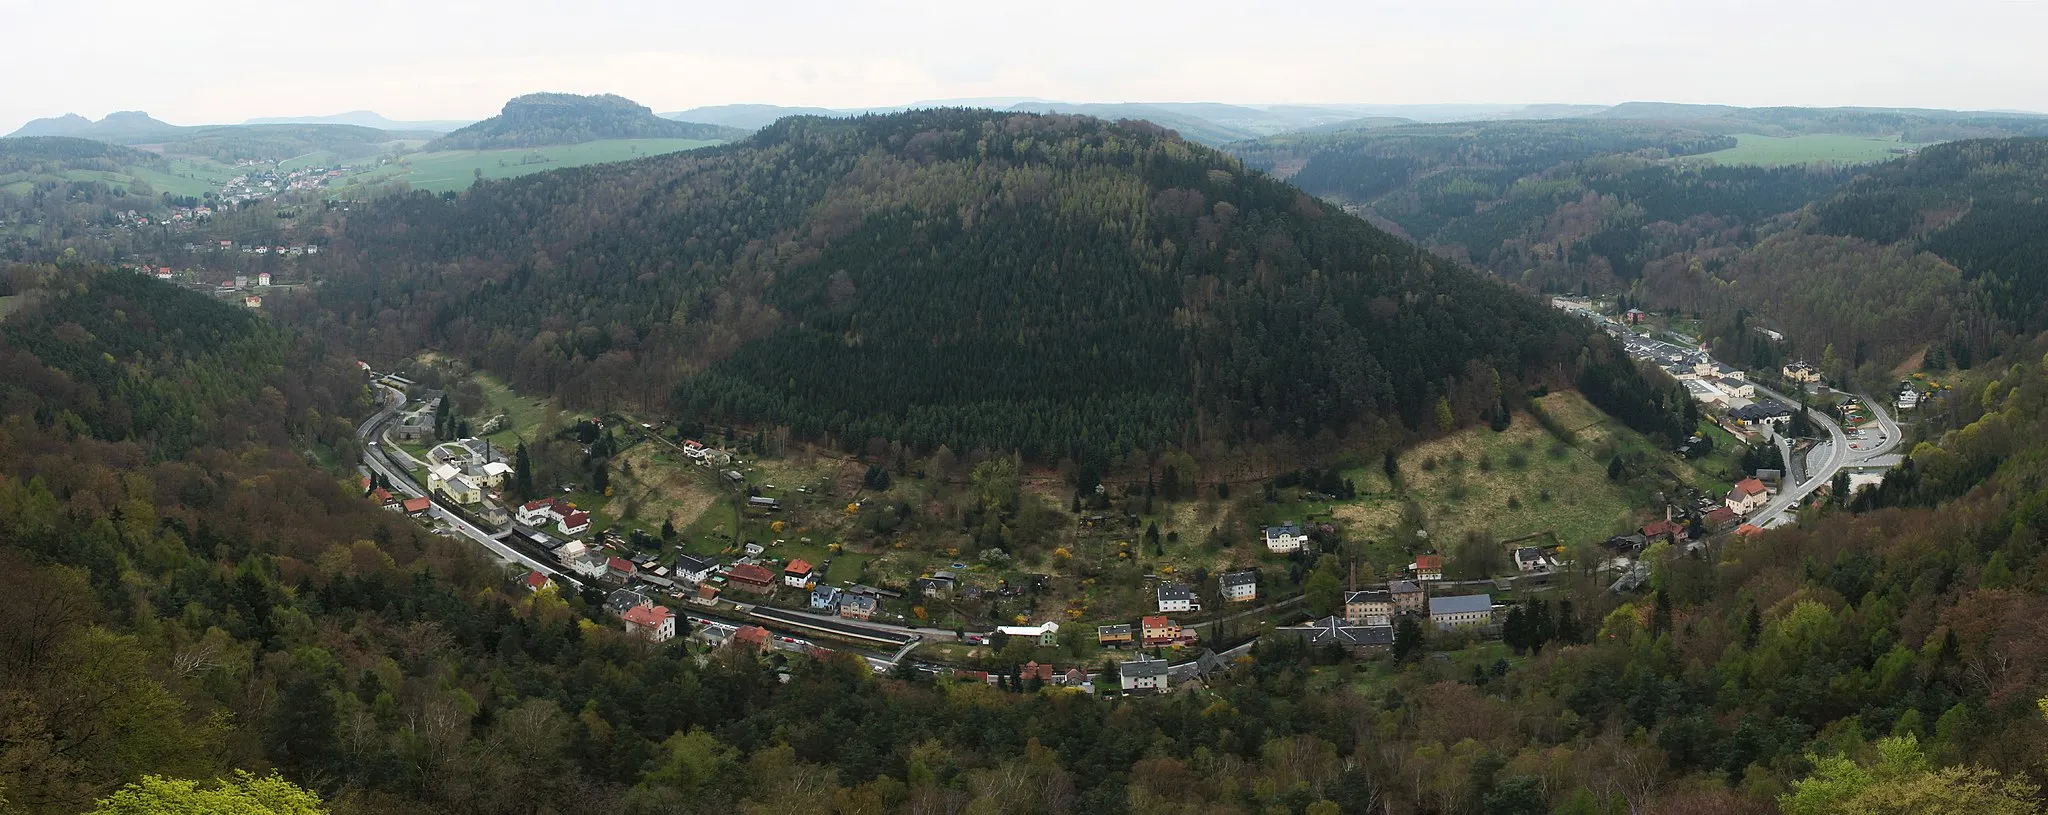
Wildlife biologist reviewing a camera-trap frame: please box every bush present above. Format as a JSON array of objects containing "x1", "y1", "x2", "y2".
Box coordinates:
[
  {"x1": 1477, "y1": 455, "x2": 1494, "y2": 473},
  {"x1": 1506, "y1": 449, "x2": 1531, "y2": 469},
  {"x1": 1422, "y1": 456, "x2": 1440, "y2": 472},
  {"x1": 1548, "y1": 441, "x2": 1569, "y2": 460},
  {"x1": 1506, "y1": 495, "x2": 1522, "y2": 510}
]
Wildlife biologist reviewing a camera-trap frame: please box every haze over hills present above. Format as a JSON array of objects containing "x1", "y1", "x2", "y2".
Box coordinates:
[
  {"x1": 243, "y1": 110, "x2": 475, "y2": 132},
  {"x1": 428, "y1": 93, "x2": 746, "y2": 150}
]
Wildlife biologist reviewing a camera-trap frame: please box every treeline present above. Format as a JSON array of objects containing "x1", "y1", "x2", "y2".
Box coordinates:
[{"x1": 298, "y1": 109, "x2": 1628, "y2": 460}]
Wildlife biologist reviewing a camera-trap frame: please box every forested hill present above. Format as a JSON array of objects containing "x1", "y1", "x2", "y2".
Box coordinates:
[
  {"x1": 305, "y1": 109, "x2": 1635, "y2": 459},
  {"x1": 427, "y1": 93, "x2": 747, "y2": 149},
  {"x1": 1642, "y1": 138, "x2": 2048, "y2": 378}
]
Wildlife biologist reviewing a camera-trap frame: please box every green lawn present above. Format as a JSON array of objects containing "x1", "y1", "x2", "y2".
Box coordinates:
[
  {"x1": 1684, "y1": 133, "x2": 1931, "y2": 167},
  {"x1": 342, "y1": 138, "x2": 724, "y2": 193}
]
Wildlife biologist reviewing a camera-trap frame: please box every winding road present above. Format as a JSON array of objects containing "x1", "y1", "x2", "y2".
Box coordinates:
[{"x1": 1744, "y1": 383, "x2": 1901, "y2": 528}]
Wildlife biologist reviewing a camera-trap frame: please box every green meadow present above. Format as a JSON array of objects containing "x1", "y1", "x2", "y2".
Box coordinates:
[{"x1": 1686, "y1": 133, "x2": 1932, "y2": 166}]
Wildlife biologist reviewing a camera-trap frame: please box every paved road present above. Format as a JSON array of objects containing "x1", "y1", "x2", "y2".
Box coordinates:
[
  {"x1": 358, "y1": 382, "x2": 578, "y2": 584},
  {"x1": 1745, "y1": 384, "x2": 1904, "y2": 527},
  {"x1": 1747, "y1": 382, "x2": 1847, "y2": 528}
]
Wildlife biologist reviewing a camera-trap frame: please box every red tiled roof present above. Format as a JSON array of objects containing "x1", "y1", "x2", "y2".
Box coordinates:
[
  {"x1": 1704, "y1": 507, "x2": 1737, "y2": 524},
  {"x1": 1415, "y1": 554, "x2": 1444, "y2": 570},
  {"x1": 733, "y1": 625, "x2": 769, "y2": 645},
  {"x1": 1734, "y1": 477, "x2": 1768, "y2": 497},
  {"x1": 524, "y1": 571, "x2": 548, "y2": 588},
  {"x1": 607, "y1": 557, "x2": 635, "y2": 573},
  {"x1": 784, "y1": 559, "x2": 813, "y2": 575},
  {"x1": 400, "y1": 497, "x2": 431, "y2": 513},
  {"x1": 1140, "y1": 615, "x2": 1172, "y2": 629},
  {"x1": 727, "y1": 563, "x2": 775, "y2": 584},
  {"x1": 621, "y1": 605, "x2": 672, "y2": 627},
  {"x1": 371, "y1": 488, "x2": 392, "y2": 503},
  {"x1": 1736, "y1": 523, "x2": 1766, "y2": 537},
  {"x1": 523, "y1": 498, "x2": 556, "y2": 511},
  {"x1": 562, "y1": 510, "x2": 591, "y2": 526}
]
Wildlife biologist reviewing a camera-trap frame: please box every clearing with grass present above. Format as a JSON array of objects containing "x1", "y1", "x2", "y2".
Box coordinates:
[{"x1": 1684, "y1": 133, "x2": 1930, "y2": 166}]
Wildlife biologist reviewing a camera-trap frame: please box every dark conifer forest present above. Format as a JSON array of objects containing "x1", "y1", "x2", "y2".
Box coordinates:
[{"x1": 299, "y1": 110, "x2": 1625, "y2": 458}]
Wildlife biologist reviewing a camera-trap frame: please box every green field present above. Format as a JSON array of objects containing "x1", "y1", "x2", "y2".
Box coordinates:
[
  {"x1": 1686, "y1": 133, "x2": 1931, "y2": 167},
  {"x1": 0, "y1": 156, "x2": 240, "y2": 200},
  {"x1": 342, "y1": 138, "x2": 724, "y2": 193}
]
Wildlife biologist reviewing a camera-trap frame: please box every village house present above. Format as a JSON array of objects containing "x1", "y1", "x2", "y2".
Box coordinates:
[
  {"x1": 1220, "y1": 570, "x2": 1258, "y2": 602},
  {"x1": 1097, "y1": 624, "x2": 1134, "y2": 648},
  {"x1": 997, "y1": 621, "x2": 1062, "y2": 647},
  {"x1": 1120, "y1": 654, "x2": 1170, "y2": 695},
  {"x1": 809, "y1": 585, "x2": 842, "y2": 611},
  {"x1": 605, "y1": 588, "x2": 653, "y2": 618},
  {"x1": 426, "y1": 464, "x2": 481, "y2": 505},
  {"x1": 1730, "y1": 401, "x2": 1793, "y2": 429},
  {"x1": 1727, "y1": 477, "x2": 1771, "y2": 515},
  {"x1": 1513, "y1": 547, "x2": 1554, "y2": 573},
  {"x1": 1701, "y1": 506, "x2": 1739, "y2": 531},
  {"x1": 556, "y1": 541, "x2": 609, "y2": 581},
  {"x1": 783, "y1": 559, "x2": 814, "y2": 588},
  {"x1": 725, "y1": 563, "x2": 777, "y2": 594},
  {"x1": 731, "y1": 625, "x2": 771, "y2": 652},
  {"x1": 1020, "y1": 662, "x2": 1056, "y2": 685},
  {"x1": 522, "y1": 571, "x2": 551, "y2": 593},
  {"x1": 1140, "y1": 615, "x2": 1183, "y2": 647},
  {"x1": 916, "y1": 571, "x2": 956, "y2": 598},
  {"x1": 673, "y1": 554, "x2": 719, "y2": 585},
  {"x1": 1428, "y1": 594, "x2": 1494, "y2": 631},
  {"x1": 1412, "y1": 554, "x2": 1444, "y2": 581},
  {"x1": 1344, "y1": 589, "x2": 1394, "y2": 626},
  {"x1": 1156, "y1": 583, "x2": 1199, "y2": 613},
  {"x1": 620, "y1": 604, "x2": 676, "y2": 643},
  {"x1": 399, "y1": 496, "x2": 431, "y2": 515},
  {"x1": 1783, "y1": 361, "x2": 1823, "y2": 383},
  {"x1": 1641, "y1": 518, "x2": 1689, "y2": 544},
  {"x1": 1263, "y1": 523, "x2": 1308, "y2": 553},
  {"x1": 606, "y1": 557, "x2": 637, "y2": 582},
  {"x1": 517, "y1": 498, "x2": 561, "y2": 526},
  {"x1": 838, "y1": 593, "x2": 877, "y2": 621},
  {"x1": 1717, "y1": 378, "x2": 1756, "y2": 399},
  {"x1": 1389, "y1": 579, "x2": 1427, "y2": 613},
  {"x1": 558, "y1": 509, "x2": 592, "y2": 537}
]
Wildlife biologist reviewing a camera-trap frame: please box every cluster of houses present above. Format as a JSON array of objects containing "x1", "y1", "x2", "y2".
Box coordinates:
[
  {"x1": 517, "y1": 497, "x2": 592, "y2": 538},
  {"x1": 215, "y1": 165, "x2": 351, "y2": 206},
  {"x1": 1276, "y1": 579, "x2": 1495, "y2": 655}
]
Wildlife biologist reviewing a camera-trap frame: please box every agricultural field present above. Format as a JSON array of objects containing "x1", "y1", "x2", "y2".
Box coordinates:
[
  {"x1": 0, "y1": 156, "x2": 240, "y2": 199},
  {"x1": 339, "y1": 138, "x2": 725, "y2": 193},
  {"x1": 1683, "y1": 133, "x2": 1931, "y2": 167}
]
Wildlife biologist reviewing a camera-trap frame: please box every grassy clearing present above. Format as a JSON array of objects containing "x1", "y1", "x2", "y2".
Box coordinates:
[
  {"x1": 345, "y1": 138, "x2": 723, "y2": 193},
  {"x1": 1685, "y1": 133, "x2": 1930, "y2": 167}
]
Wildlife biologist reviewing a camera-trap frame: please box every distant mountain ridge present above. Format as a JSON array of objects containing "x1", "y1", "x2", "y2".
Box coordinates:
[
  {"x1": 429, "y1": 93, "x2": 746, "y2": 150},
  {"x1": 7, "y1": 110, "x2": 181, "y2": 141},
  {"x1": 243, "y1": 110, "x2": 474, "y2": 132}
]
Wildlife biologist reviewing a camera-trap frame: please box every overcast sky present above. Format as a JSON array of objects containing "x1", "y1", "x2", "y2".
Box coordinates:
[{"x1": 6, "y1": 0, "x2": 2045, "y2": 132}]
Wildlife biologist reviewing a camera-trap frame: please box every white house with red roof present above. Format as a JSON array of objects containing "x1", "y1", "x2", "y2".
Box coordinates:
[
  {"x1": 1726, "y1": 477, "x2": 1771, "y2": 515},
  {"x1": 783, "y1": 559, "x2": 814, "y2": 588},
  {"x1": 558, "y1": 509, "x2": 591, "y2": 537},
  {"x1": 620, "y1": 604, "x2": 675, "y2": 642},
  {"x1": 517, "y1": 498, "x2": 560, "y2": 526}
]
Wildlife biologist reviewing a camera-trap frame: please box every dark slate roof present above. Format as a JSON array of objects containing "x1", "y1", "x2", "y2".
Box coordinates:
[
  {"x1": 1429, "y1": 594, "x2": 1493, "y2": 615},
  {"x1": 1220, "y1": 570, "x2": 1258, "y2": 588},
  {"x1": 1156, "y1": 583, "x2": 1193, "y2": 602},
  {"x1": 1122, "y1": 656, "x2": 1169, "y2": 678},
  {"x1": 1288, "y1": 616, "x2": 1394, "y2": 647},
  {"x1": 1344, "y1": 589, "x2": 1391, "y2": 604}
]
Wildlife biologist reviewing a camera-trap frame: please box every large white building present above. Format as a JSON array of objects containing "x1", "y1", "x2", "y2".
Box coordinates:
[
  {"x1": 1263, "y1": 523, "x2": 1308, "y2": 553},
  {"x1": 1428, "y1": 594, "x2": 1493, "y2": 631}
]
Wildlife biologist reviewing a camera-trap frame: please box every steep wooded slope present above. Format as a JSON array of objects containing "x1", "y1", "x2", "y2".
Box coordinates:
[{"x1": 307, "y1": 110, "x2": 1627, "y2": 458}]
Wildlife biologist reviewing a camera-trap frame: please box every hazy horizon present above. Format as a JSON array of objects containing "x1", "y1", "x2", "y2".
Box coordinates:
[{"x1": 8, "y1": 0, "x2": 2046, "y2": 135}]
